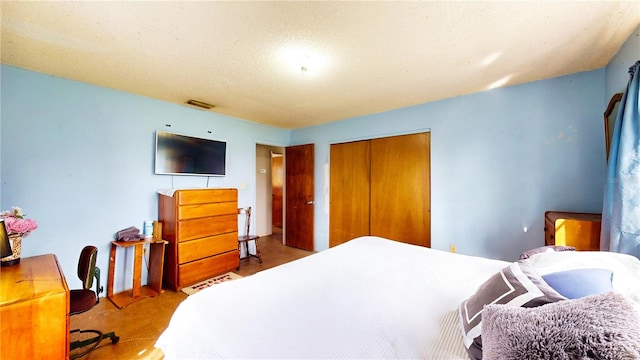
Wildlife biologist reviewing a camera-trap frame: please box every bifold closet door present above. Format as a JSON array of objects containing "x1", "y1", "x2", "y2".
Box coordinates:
[
  {"x1": 329, "y1": 140, "x2": 371, "y2": 247},
  {"x1": 370, "y1": 132, "x2": 431, "y2": 247}
]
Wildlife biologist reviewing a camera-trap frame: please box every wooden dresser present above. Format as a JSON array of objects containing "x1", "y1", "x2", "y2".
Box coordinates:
[
  {"x1": 544, "y1": 211, "x2": 602, "y2": 251},
  {"x1": 0, "y1": 254, "x2": 70, "y2": 359},
  {"x1": 159, "y1": 188, "x2": 239, "y2": 291}
]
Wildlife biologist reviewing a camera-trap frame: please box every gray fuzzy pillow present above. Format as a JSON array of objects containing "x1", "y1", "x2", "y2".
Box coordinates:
[{"x1": 482, "y1": 292, "x2": 640, "y2": 360}]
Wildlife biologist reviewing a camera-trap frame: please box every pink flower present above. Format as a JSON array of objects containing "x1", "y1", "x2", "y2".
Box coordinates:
[{"x1": 1, "y1": 207, "x2": 38, "y2": 237}]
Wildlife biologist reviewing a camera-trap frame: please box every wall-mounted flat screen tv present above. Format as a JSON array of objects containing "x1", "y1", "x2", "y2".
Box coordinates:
[{"x1": 155, "y1": 131, "x2": 226, "y2": 176}]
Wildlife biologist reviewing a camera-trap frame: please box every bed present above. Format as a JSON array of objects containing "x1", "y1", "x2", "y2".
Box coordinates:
[{"x1": 155, "y1": 236, "x2": 640, "y2": 359}]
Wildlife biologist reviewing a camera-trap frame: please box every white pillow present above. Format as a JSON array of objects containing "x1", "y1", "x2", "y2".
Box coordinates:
[{"x1": 524, "y1": 250, "x2": 640, "y2": 298}]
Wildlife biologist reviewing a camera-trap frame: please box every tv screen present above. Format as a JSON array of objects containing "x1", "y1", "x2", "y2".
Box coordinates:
[{"x1": 155, "y1": 131, "x2": 226, "y2": 176}]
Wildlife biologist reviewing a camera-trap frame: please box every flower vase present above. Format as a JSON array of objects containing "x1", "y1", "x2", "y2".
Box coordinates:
[{"x1": 1, "y1": 234, "x2": 22, "y2": 266}]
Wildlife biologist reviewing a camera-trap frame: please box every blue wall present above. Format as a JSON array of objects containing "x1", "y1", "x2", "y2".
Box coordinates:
[
  {"x1": 0, "y1": 66, "x2": 289, "y2": 291},
  {"x1": 292, "y1": 70, "x2": 606, "y2": 259}
]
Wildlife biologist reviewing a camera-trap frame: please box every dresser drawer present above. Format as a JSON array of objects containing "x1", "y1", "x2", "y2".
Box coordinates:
[
  {"x1": 177, "y1": 214, "x2": 237, "y2": 241},
  {"x1": 176, "y1": 189, "x2": 238, "y2": 205},
  {"x1": 178, "y1": 232, "x2": 238, "y2": 264},
  {"x1": 177, "y1": 202, "x2": 237, "y2": 220},
  {"x1": 178, "y1": 250, "x2": 240, "y2": 288}
]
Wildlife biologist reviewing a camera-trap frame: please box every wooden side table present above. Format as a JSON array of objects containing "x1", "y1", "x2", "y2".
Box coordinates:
[
  {"x1": 544, "y1": 211, "x2": 602, "y2": 251},
  {"x1": 107, "y1": 238, "x2": 167, "y2": 309}
]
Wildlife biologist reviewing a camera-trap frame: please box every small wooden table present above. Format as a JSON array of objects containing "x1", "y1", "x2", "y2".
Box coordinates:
[
  {"x1": 544, "y1": 211, "x2": 602, "y2": 251},
  {"x1": 107, "y1": 238, "x2": 167, "y2": 309}
]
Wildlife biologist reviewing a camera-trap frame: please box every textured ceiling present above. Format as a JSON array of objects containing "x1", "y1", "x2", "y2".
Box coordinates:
[{"x1": 1, "y1": 1, "x2": 639, "y2": 129}]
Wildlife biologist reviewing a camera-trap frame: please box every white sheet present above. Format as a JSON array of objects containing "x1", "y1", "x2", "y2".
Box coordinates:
[{"x1": 156, "y1": 236, "x2": 509, "y2": 359}]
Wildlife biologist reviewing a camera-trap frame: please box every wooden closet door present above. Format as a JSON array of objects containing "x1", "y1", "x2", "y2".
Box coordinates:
[
  {"x1": 329, "y1": 140, "x2": 371, "y2": 247},
  {"x1": 370, "y1": 132, "x2": 431, "y2": 247}
]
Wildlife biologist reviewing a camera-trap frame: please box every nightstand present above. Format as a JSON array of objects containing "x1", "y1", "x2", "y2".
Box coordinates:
[{"x1": 544, "y1": 211, "x2": 602, "y2": 251}]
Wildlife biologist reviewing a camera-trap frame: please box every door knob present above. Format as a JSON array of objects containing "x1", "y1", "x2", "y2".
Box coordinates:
[{"x1": 306, "y1": 201, "x2": 315, "y2": 205}]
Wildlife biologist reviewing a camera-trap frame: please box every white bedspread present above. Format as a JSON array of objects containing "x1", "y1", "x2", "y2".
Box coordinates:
[{"x1": 155, "y1": 236, "x2": 509, "y2": 359}]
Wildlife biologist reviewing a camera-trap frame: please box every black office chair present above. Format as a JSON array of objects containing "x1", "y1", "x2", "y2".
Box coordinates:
[{"x1": 69, "y1": 246, "x2": 119, "y2": 359}]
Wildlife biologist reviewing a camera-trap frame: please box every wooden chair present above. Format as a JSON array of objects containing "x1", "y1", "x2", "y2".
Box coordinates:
[
  {"x1": 69, "y1": 246, "x2": 119, "y2": 359},
  {"x1": 238, "y1": 207, "x2": 262, "y2": 265}
]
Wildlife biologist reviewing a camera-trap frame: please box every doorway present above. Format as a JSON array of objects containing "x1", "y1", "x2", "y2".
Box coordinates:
[
  {"x1": 255, "y1": 144, "x2": 284, "y2": 237},
  {"x1": 255, "y1": 143, "x2": 315, "y2": 251}
]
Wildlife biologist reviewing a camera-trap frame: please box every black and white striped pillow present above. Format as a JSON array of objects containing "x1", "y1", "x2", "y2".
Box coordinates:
[{"x1": 458, "y1": 260, "x2": 565, "y2": 360}]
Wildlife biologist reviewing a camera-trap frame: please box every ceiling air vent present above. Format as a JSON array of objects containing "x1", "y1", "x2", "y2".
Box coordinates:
[{"x1": 186, "y1": 99, "x2": 214, "y2": 109}]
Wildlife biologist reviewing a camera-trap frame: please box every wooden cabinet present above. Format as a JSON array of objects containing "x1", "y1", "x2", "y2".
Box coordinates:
[
  {"x1": 544, "y1": 211, "x2": 602, "y2": 251},
  {"x1": 329, "y1": 132, "x2": 431, "y2": 248},
  {"x1": 159, "y1": 188, "x2": 239, "y2": 291},
  {"x1": 0, "y1": 254, "x2": 70, "y2": 359}
]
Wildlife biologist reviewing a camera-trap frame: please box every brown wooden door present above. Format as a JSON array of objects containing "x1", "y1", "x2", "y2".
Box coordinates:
[
  {"x1": 271, "y1": 155, "x2": 283, "y2": 227},
  {"x1": 370, "y1": 132, "x2": 430, "y2": 247},
  {"x1": 285, "y1": 144, "x2": 314, "y2": 250},
  {"x1": 329, "y1": 140, "x2": 371, "y2": 247}
]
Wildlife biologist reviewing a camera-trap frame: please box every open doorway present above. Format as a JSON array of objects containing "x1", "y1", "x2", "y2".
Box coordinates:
[{"x1": 255, "y1": 144, "x2": 284, "y2": 237}]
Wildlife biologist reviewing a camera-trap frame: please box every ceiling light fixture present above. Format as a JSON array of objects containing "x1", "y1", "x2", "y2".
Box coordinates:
[
  {"x1": 300, "y1": 55, "x2": 310, "y2": 75},
  {"x1": 279, "y1": 46, "x2": 329, "y2": 77},
  {"x1": 186, "y1": 99, "x2": 214, "y2": 109}
]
